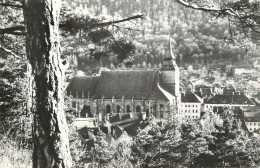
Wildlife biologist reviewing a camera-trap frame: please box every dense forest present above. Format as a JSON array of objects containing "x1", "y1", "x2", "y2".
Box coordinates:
[{"x1": 62, "y1": 0, "x2": 259, "y2": 73}]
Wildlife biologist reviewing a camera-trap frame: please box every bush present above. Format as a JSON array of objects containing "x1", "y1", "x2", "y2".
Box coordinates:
[{"x1": 0, "y1": 135, "x2": 32, "y2": 168}]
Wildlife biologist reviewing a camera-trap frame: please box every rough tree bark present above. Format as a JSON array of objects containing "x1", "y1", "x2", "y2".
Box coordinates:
[{"x1": 23, "y1": 0, "x2": 72, "y2": 167}]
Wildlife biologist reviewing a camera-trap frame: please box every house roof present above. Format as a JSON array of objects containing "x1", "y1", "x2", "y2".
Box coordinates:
[
  {"x1": 181, "y1": 92, "x2": 202, "y2": 103},
  {"x1": 66, "y1": 76, "x2": 99, "y2": 98},
  {"x1": 124, "y1": 120, "x2": 150, "y2": 136},
  {"x1": 194, "y1": 85, "x2": 212, "y2": 96},
  {"x1": 244, "y1": 112, "x2": 260, "y2": 118},
  {"x1": 94, "y1": 70, "x2": 168, "y2": 100},
  {"x1": 251, "y1": 98, "x2": 260, "y2": 107},
  {"x1": 206, "y1": 94, "x2": 255, "y2": 105},
  {"x1": 223, "y1": 86, "x2": 236, "y2": 94},
  {"x1": 244, "y1": 112, "x2": 260, "y2": 122}
]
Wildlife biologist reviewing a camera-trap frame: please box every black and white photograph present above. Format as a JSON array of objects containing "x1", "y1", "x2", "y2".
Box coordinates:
[{"x1": 0, "y1": 0, "x2": 260, "y2": 167}]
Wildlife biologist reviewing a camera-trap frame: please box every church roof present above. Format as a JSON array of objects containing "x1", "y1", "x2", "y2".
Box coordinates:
[
  {"x1": 66, "y1": 76, "x2": 99, "y2": 98},
  {"x1": 205, "y1": 94, "x2": 255, "y2": 105},
  {"x1": 94, "y1": 70, "x2": 168, "y2": 100},
  {"x1": 160, "y1": 83, "x2": 176, "y2": 96}
]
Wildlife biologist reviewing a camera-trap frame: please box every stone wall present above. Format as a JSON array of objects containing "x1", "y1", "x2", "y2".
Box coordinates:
[{"x1": 69, "y1": 97, "x2": 173, "y2": 120}]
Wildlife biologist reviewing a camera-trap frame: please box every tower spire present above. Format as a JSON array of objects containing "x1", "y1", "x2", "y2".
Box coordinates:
[{"x1": 169, "y1": 38, "x2": 176, "y2": 63}]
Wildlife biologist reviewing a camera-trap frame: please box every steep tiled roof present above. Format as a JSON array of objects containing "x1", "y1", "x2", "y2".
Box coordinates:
[
  {"x1": 94, "y1": 70, "x2": 168, "y2": 100},
  {"x1": 251, "y1": 98, "x2": 260, "y2": 107},
  {"x1": 206, "y1": 94, "x2": 255, "y2": 105},
  {"x1": 181, "y1": 92, "x2": 202, "y2": 103},
  {"x1": 159, "y1": 83, "x2": 175, "y2": 96},
  {"x1": 66, "y1": 76, "x2": 99, "y2": 98}
]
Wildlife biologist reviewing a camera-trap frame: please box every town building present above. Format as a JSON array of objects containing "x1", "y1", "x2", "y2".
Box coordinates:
[
  {"x1": 244, "y1": 111, "x2": 260, "y2": 132},
  {"x1": 194, "y1": 85, "x2": 213, "y2": 99},
  {"x1": 66, "y1": 44, "x2": 181, "y2": 122},
  {"x1": 180, "y1": 92, "x2": 203, "y2": 120},
  {"x1": 204, "y1": 94, "x2": 256, "y2": 113}
]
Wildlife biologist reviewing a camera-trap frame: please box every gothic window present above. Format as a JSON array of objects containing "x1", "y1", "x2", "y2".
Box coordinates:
[
  {"x1": 81, "y1": 106, "x2": 91, "y2": 118},
  {"x1": 117, "y1": 105, "x2": 121, "y2": 113},
  {"x1": 126, "y1": 105, "x2": 131, "y2": 113},
  {"x1": 136, "y1": 105, "x2": 141, "y2": 112},
  {"x1": 106, "y1": 104, "x2": 111, "y2": 113},
  {"x1": 146, "y1": 109, "x2": 149, "y2": 117},
  {"x1": 160, "y1": 104, "x2": 164, "y2": 111},
  {"x1": 160, "y1": 111, "x2": 163, "y2": 119},
  {"x1": 72, "y1": 101, "x2": 76, "y2": 108}
]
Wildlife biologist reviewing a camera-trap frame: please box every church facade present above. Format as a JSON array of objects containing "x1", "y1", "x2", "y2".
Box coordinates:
[{"x1": 66, "y1": 46, "x2": 181, "y2": 121}]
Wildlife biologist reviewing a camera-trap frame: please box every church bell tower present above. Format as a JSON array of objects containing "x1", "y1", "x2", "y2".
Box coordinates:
[{"x1": 160, "y1": 41, "x2": 180, "y2": 97}]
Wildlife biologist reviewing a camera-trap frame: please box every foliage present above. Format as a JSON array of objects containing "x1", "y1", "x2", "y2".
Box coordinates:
[
  {"x1": 62, "y1": 0, "x2": 260, "y2": 70},
  {"x1": 131, "y1": 114, "x2": 260, "y2": 168},
  {"x1": 69, "y1": 128, "x2": 134, "y2": 168},
  {"x1": 0, "y1": 132, "x2": 32, "y2": 168}
]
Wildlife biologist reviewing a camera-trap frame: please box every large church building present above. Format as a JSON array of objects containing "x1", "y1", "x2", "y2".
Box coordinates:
[{"x1": 66, "y1": 46, "x2": 181, "y2": 121}]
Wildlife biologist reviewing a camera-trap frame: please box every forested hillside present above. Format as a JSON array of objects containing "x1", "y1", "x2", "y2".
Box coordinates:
[{"x1": 62, "y1": 0, "x2": 259, "y2": 73}]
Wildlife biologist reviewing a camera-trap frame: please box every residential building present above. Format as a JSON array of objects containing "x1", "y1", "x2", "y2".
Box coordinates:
[
  {"x1": 204, "y1": 94, "x2": 256, "y2": 112},
  {"x1": 180, "y1": 92, "x2": 203, "y2": 120},
  {"x1": 244, "y1": 111, "x2": 260, "y2": 132}
]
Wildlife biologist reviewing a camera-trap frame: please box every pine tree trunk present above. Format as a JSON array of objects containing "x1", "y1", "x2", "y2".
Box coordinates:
[{"x1": 23, "y1": 0, "x2": 72, "y2": 167}]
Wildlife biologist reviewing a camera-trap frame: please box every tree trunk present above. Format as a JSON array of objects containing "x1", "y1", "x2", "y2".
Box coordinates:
[{"x1": 23, "y1": 0, "x2": 72, "y2": 167}]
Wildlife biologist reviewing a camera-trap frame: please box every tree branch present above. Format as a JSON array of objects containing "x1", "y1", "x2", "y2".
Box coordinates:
[
  {"x1": 176, "y1": 0, "x2": 260, "y2": 41},
  {"x1": 1, "y1": 15, "x2": 144, "y2": 36},
  {"x1": 60, "y1": 14, "x2": 144, "y2": 31},
  {"x1": 88, "y1": 14, "x2": 144, "y2": 29},
  {"x1": 176, "y1": 0, "x2": 238, "y2": 17},
  {"x1": 0, "y1": 26, "x2": 26, "y2": 35},
  {"x1": 0, "y1": 3, "x2": 22, "y2": 8},
  {"x1": 0, "y1": 46, "x2": 22, "y2": 59}
]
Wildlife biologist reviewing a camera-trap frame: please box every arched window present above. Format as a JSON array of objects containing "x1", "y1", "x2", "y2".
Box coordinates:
[
  {"x1": 72, "y1": 101, "x2": 76, "y2": 108},
  {"x1": 106, "y1": 104, "x2": 111, "y2": 113},
  {"x1": 126, "y1": 105, "x2": 131, "y2": 113},
  {"x1": 160, "y1": 104, "x2": 164, "y2": 111},
  {"x1": 116, "y1": 105, "x2": 120, "y2": 113},
  {"x1": 80, "y1": 106, "x2": 92, "y2": 118},
  {"x1": 136, "y1": 105, "x2": 141, "y2": 112},
  {"x1": 146, "y1": 109, "x2": 149, "y2": 117}
]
